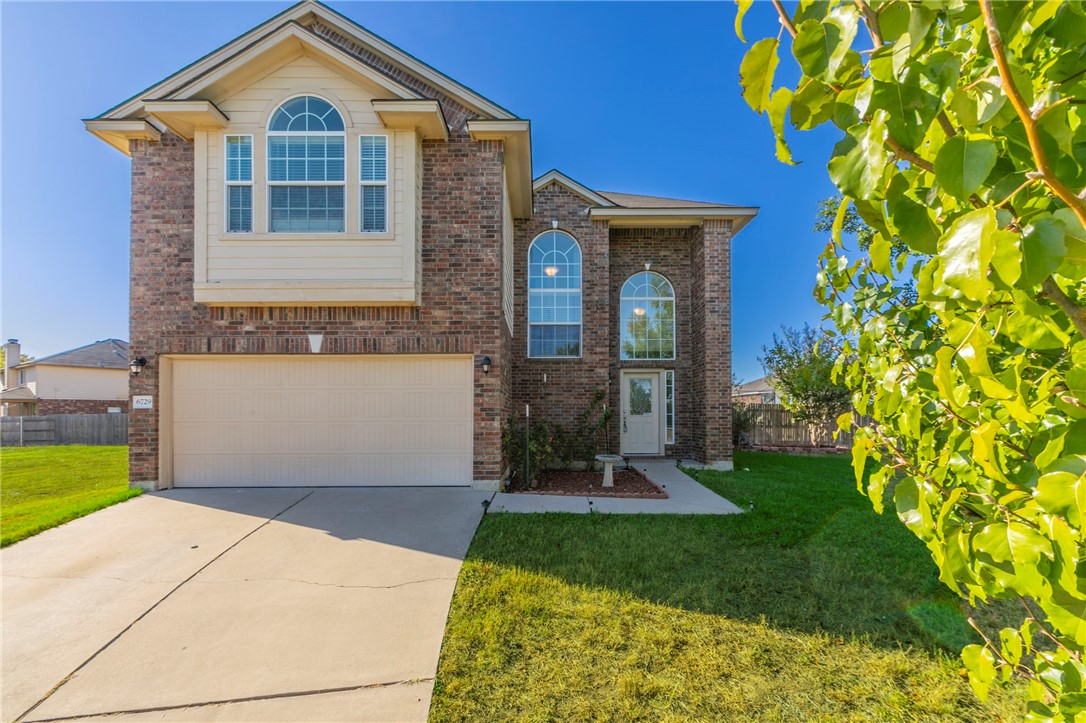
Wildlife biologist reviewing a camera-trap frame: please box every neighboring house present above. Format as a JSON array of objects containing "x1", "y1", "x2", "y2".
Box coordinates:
[
  {"x1": 734, "y1": 376, "x2": 781, "y2": 405},
  {"x1": 0, "y1": 339, "x2": 129, "y2": 416},
  {"x1": 85, "y1": 1, "x2": 757, "y2": 490}
]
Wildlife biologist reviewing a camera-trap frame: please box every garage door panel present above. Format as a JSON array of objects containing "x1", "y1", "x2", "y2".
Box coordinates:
[{"x1": 171, "y1": 356, "x2": 474, "y2": 487}]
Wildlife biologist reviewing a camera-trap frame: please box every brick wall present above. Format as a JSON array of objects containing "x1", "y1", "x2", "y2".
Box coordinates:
[
  {"x1": 128, "y1": 131, "x2": 508, "y2": 487},
  {"x1": 512, "y1": 183, "x2": 610, "y2": 434},
  {"x1": 609, "y1": 228, "x2": 694, "y2": 457},
  {"x1": 38, "y1": 399, "x2": 129, "y2": 415},
  {"x1": 690, "y1": 220, "x2": 734, "y2": 465},
  {"x1": 510, "y1": 186, "x2": 734, "y2": 466}
]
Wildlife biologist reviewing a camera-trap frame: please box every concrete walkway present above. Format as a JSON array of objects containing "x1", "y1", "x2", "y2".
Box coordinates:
[
  {"x1": 488, "y1": 460, "x2": 743, "y2": 514},
  {"x1": 2, "y1": 486, "x2": 490, "y2": 723}
]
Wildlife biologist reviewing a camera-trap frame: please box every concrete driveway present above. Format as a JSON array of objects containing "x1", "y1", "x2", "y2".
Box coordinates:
[{"x1": 2, "y1": 487, "x2": 490, "y2": 723}]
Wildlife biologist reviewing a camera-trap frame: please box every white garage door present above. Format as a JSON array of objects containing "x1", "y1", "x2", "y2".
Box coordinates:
[{"x1": 171, "y1": 356, "x2": 473, "y2": 487}]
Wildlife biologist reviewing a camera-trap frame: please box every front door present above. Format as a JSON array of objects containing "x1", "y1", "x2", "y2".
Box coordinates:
[{"x1": 621, "y1": 372, "x2": 661, "y2": 455}]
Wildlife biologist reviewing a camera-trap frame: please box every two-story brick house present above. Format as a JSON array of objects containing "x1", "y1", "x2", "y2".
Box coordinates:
[{"x1": 85, "y1": 0, "x2": 756, "y2": 490}]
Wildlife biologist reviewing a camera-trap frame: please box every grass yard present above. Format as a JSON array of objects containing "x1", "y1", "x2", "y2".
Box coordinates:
[
  {"x1": 431, "y1": 452, "x2": 1024, "y2": 721},
  {"x1": 1, "y1": 445, "x2": 136, "y2": 547}
]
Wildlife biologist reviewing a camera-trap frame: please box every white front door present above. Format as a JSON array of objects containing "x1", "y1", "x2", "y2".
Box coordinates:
[{"x1": 621, "y1": 371, "x2": 661, "y2": 455}]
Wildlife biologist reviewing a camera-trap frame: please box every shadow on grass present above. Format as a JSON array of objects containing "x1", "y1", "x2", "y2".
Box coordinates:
[{"x1": 469, "y1": 451, "x2": 975, "y2": 655}]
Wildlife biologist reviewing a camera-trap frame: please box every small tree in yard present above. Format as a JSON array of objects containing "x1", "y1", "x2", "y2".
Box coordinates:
[
  {"x1": 737, "y1": 0, "x2": 1086, "y2": 716},
  {"x1": 760, "y1": 324, "x2": 851, "y2": 445}
]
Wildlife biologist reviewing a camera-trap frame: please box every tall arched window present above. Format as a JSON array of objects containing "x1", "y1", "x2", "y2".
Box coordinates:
[
  {"x1": 620, "y1": 272, "x2": 675, "y2": 360},
  {"x1": 528, "y1": 231, "x2": 582, "y2": 357},
  {"x1": 267, "y1": 96, "x2": 345, "y2": 232}
]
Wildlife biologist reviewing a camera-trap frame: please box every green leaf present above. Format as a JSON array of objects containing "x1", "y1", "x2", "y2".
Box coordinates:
[
  {"x1": 852, "y1": 436, "x2": 873, "y2": 491},
  {"x1": 938, "y1": 208, "x2": 996, "y2": 302},
  {"x1": 767, "y1": 88, "x2": 796, "y2": 165},
  {"x1": 793, "y1": 20, "x2": 831, "y2": 79},
  {"x1": 1054, "y1": 208, "x2": 1086, "y2": 278},
  {"x1": 1035, "y1": 456, "x2": 1086, "y2": 528},
  {"x1": 934, "y1": 135, "x2": 998, "y2": 202},
  {"x1": 828, "y1": 112, "x2": 891, "y2": 200},
  {"x1": 1045, "y1": 588, "x2": 1086, "y2": 646},
  {"x1": 871, "y1": 64, "x2": 939, "y2": 151},
  {"x1": 970, "y1": 420, "x2": 1007, "y2": 482},
  {"x1": 889, "y1": 196, "x2": 939, "y2": 254},
  {"x1": 740, "y1": 38, "x2": 780, "y2": 114},
  {"x1": 791, "y1": 77, "x2": 835, "y2": 130},
  {"x1": 1021, "y1": 217, "x2": 1068, "y2": 288},
  {"x1": 869, "y1": 234, "x2": 892, "y2": 275},
  {"x1": 1000, "y1": 628, "x2": 1023, "y2": 667},
  {"x1": 734, "y1": 0, "x2": 754, "y2": 43},
  {"x1": 962, "y1": 644, "x2": 998, "y2": 701},
  {"x1": 990, "y1": 230, "x2": 1022, "y2": 286}
]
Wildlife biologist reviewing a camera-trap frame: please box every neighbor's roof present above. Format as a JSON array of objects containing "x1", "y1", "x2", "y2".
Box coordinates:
[
  {"x1": 0, "y1": 386, "x2": 39, "y2": 401},
  {"x1": 16, "y1": 339, "x2": 129, "y2": 370},
  {"x1": 734, "y1": 376, "x2": 776, "y2": 396}
]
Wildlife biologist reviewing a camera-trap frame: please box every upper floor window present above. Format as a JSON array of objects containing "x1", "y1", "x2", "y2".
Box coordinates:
[
  {"x1": 360, "y1": 135, "x2": 387, "y2": 232},
  {"x1": 528, "y1": 231, "x2": 581, "y2": 358},
  {"x1": 225, "y1": 135, "x2": 253, "y2": 232},
  {"x1": 620, "y1": 271, "x2": 675, "y2": 360},
  {"x1": 267, "y1": 96, "x2": 345, "y2": 233}
]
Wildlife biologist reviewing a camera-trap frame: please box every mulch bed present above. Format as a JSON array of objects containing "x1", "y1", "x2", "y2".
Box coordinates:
[{"x1": 512, "y1": 467, "x2": 668, "y2": 499}]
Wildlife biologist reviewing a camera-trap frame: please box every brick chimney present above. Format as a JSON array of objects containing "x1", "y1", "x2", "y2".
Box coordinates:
[{"x1": 4, "y1": 339, "x2": 20, "y2": 389}]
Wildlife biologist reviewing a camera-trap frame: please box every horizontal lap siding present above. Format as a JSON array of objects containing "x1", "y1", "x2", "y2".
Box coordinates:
[
  {"x1": 33, "y1": 366, "x2": 128, "y2": 401},
  {"x1": 206, "y1": 54, "x2": 410, "y2": 284}
]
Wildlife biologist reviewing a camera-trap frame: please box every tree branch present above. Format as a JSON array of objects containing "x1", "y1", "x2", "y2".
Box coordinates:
[
  {"x1": 855, "y1": 0, "x2": 883, "y2": 46},
  {"x1": 1041, "y1": 278, "x2": 1086, "y2": 339},
  {"x1": 979, "y1": 0, "x2": 1086, "y2": 231},
  {"x1": 771, "y1": 0, "x2": 798, "y2": 39}
]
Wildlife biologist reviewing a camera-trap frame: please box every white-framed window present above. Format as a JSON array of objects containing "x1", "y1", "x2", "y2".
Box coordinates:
[
  {"x1": 224, "y1": 134, "x2": 253, "y2": 233},
  {"x1": 665, "y1": 370, "x2": 675, "y2": 444},
  {"x1": 620, "y1": 271, "x2": 676, "y2": 360},
  {"x1": 267, "y1": 96, "x2": 346, "y2": 233},
  {"x1": 360, "y1": 135, "x2": 388, "y2": 232},
  {"x1": 528, "y1": 230, "x2": 582, "y2": 358},
  {"x1": 17, "y1": 369, "x2": 26, "y2": 386}
]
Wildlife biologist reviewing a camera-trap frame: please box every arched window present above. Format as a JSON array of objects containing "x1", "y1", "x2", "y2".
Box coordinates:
[
  {"x1": 620, "y1": 272, "x2": 675, "y2": 360},
  {"x1": 528, "y1": 231, "x2": 582, "y2": 357},
  {"x1": 267, "y1": 96, "x2": 345, "y2": 232}
]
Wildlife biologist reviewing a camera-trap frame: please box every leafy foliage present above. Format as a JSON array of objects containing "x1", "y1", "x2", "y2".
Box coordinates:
[
  {"x1": 737, "y1": 0, "x2": 1086, "y2": 716},
  {"x1": 760, "y1": 324, "x2": 852, "y2": 445},
  {"x1": 503, "y1": 389, "x2": 612, "y2": 488}
]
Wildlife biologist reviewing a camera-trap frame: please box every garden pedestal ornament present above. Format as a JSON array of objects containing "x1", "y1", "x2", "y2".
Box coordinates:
[{"x1": 595, "y1": 454, "x2": 624, "y2": 488}]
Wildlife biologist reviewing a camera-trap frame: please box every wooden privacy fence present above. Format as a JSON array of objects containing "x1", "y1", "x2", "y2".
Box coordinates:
[
  {"x1": 1, "y1": 414, "x2": 128, "y2": 447},
  {"x1": 736, "y1": 403, "x2": 867, "y2": 448}
]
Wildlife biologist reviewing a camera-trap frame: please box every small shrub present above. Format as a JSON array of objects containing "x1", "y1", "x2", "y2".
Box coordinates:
[
  {"x1": 502, "y1": 389, "x2": 612, "y2": 489},
  {"x1": 733, "y1": 404, "x2": 754, "y2": 447}
]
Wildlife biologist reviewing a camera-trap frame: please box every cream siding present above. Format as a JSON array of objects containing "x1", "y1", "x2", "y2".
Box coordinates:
[
  {"x1": 32, "y1": 366, "x2": 127, "y2": 401},
  {"x1": 196, "y1": 52, "x2": 420, "y2": 305}
]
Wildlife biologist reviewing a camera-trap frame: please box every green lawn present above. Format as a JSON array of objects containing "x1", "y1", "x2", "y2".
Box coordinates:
[
  {"x1": 1, "y1": 445, "x2": 137, "y2": 547},
  {"x1": 431, "y1": 452, "x2": 1024, "y2": 721}
]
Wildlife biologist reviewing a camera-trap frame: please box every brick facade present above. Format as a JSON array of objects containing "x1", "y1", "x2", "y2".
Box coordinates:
[
  {"x1": 37, "y1": 399, "x2": 128, "y2": 415},
  {"x1": 121, "y1": 15, "x2": 735, "y2": 486},
  {"x1": 509, "y1": 183, "x2": 734, "y2": 466},
  {"x1": 128, "y1": 131, "x2": 509, "y2": 487},
  {"x1": 512, "y1": 183, "x2": 610, "y2": 433}
]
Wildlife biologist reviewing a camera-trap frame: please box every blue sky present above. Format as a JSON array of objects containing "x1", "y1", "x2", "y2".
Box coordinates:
[{"x1": 1, "y1": 1, "x2": 840, "y2": 381}]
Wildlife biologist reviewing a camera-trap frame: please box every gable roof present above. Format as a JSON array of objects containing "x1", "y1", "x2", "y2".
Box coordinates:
[
  {"x1": 88, "y1": 0, "x2": 517, "y2": 125},
  {"x1": 533, "y1": 170, "x2": 616, "y2": 207},
  {"x1": 533, "y1": 169, "x2": 759, "y2": 232},
  {"x1": 15, "y1": 339, "x2": 129, "y2": 371},
  {"x1": 597, "y1": 191, "x2": 745, "y2": 210}
]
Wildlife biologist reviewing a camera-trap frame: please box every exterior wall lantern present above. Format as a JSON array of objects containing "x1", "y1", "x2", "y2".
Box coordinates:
[
  {"x1": 129, "y1": 357, "x2": 147, "y2": 376},
  {"x1": 480, "y1": 356, "x2": 492, "y2": 375}
]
